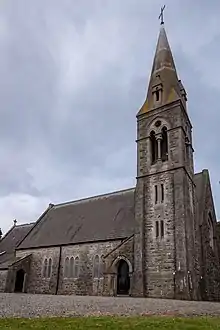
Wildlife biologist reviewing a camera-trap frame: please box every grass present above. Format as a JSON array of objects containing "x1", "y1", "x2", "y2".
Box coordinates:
[{"x1": 0, "y1": 316, "x2": 220, "y2": 330}]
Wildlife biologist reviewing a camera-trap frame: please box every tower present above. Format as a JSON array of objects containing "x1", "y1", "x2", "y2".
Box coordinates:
[{"x1": 133, "y1": 21, "x2": 198, "y2": 300}]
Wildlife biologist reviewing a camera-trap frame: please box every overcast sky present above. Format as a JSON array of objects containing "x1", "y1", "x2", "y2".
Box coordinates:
[{"x1": 0, "y1": 0, "x2": 219, "y2": 234}]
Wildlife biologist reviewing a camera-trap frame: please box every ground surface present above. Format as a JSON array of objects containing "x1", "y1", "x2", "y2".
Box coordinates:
[
  {"x1": 1, "y1": 316, "x2": 220, "y2": 330},
  {"x1": 1, "y1": 293, "x2": 220, "y2": 318}
]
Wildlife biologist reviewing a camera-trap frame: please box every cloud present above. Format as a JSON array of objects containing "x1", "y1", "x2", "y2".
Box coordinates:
[{"x1": 0, "y1": 0, "x2": 219, "y2": 233}]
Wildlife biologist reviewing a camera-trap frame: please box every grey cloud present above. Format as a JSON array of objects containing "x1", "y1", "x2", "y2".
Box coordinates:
[{"x1": 0, "y1": 0, "x2": 219, "y2": 233}]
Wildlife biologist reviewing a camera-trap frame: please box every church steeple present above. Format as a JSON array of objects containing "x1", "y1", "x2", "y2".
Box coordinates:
[{"x1": 138, "y1": 23, "x2": 187, "y2": 115}]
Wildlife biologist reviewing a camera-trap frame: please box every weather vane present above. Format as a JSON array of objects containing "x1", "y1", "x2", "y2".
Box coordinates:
[{"x1": 159, "y1": 5, "x2": 165, "y2": 25}]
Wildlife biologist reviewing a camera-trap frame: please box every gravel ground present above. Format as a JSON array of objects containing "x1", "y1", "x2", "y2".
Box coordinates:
[{"x1": 0, "y1": 293, "x2": 220, "y2": 318}]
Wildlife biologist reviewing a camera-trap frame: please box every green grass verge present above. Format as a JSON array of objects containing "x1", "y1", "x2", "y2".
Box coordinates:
[{"x1": 0, "y1": 317, "x2": 220, "y2": 330}]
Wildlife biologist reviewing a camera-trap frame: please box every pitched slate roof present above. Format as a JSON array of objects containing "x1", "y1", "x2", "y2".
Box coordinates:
[
  {"x1": 18, "y1": 188, "x2": 135, "y2": 249},
  {"x1": 16, "y1": 171, "x2": 208, "y2": 250},
  {"x1": 0, "y1": 223, "x2": 34, "y2": 268}
]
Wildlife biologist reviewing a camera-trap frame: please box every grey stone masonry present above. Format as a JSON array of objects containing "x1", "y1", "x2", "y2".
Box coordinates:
[
  {"x1": 0, "y1": 271, "x2": 7, "y2": 292},
  {"x1": 14, "y1": 237, "x2": 134, "y2": 296},
  {"x1": 134, "y1": 99, "x2": 198, "y2": 300}
]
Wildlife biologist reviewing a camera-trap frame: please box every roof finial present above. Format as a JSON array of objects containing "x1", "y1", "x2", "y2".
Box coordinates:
[
  {"x1": 13, "y1": 219, "x2": 17, "y2": 226},
  {"x1": 159, "y1": 5, "x2": 165, "y2": 25}
]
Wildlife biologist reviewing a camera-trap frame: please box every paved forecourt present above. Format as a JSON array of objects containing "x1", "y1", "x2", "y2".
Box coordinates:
[{"x1": 1, "y1": 293, "x2": 220, "y2": 318}]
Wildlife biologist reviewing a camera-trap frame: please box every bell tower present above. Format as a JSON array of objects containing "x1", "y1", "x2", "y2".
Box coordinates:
[{"x1": 133, "y1": 17, "x2": 198, "y2": 300}]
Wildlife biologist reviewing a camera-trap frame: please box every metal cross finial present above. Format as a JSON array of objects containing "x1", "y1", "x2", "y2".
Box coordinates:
[{"x1": 159, "y1": 5, "x2": 165, "y2": 25}]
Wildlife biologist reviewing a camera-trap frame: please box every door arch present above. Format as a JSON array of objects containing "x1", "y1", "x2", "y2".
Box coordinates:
[
  {"x1": 117, "y1": 259, "x2": 130, "y2": 295},
  {"x1": 14, "y1": 269, "x2": 25, "y2": 293}
]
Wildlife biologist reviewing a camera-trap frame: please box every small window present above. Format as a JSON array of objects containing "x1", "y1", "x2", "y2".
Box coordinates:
[
  {"x1": 64, "y1": 257, "x2": 69, "y2": 278},
  {"x1": 43, "y1": 259, "x2": 47, "y2": 278},
  {"x1": 161, "y1": 127, "x2": 168, "y2": 162},
  {"x1": 150, "y1": 131, "x2": 158, "y2": 164},
  {"x1": 160, "y1": 220, "x2": 164, "y2": 238},
  {"x1": 161, "y1": 184, "x2": 164, "y2": 203},
  {"x1": 47, "y1": 258, "x2": 52, "y2": 278},
  {"x1": 155, "y1": 90, "x2": 160, "y2": 101},
  {"x1": 156, "y1": 221, "x2": 159, "y2": 238},
  {"x1": 70, "y1": 257, "x2": 74, "y2": 278},
  {"x1": 74, "y1": 256, "x2": 80, "y2": 278},
  {"x1": 93, "y1": 255, "x2": 99, "y2": 278},
  {"x1": 99, "y1": 255, "x2": 104, "y2": 278},
  {"x1": 155, "y1": 185, "x2": 158, "y2": 204}
]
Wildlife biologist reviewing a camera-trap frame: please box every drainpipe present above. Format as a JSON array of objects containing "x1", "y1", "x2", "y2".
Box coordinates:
[{"x1": 55, "y1": 246, "x2": 62, "y2": 295}]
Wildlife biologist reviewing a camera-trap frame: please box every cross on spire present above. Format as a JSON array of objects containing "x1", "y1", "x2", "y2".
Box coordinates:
[{"x1": 159, "y1": 5, "x2": 165, "y2": 25}]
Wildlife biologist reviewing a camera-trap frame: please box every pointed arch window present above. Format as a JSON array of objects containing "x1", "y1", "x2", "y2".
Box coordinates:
[
  {"x1": 161, "y1": 127, "x2": 168, "y2": 161},
  {"x1": 70, "y1": 257, "x2": 75, "y2": 278},
  {"x1": 74, "y1": 256, "x2": 80, "y2": 278},
  {"x1": 47, "y1": 258, "x2": 52, "y2": 278},
  {"x1": 99, "y1": 255, "x2": 104, "y2": 278},
  {"x1": 150, "y1": 131, "x2": 158, "y2": 164},
  {"x1": 42, "y1": 258, "x2": 53, "y2": 278},
  {"x1": 93, "y1": 255, "x2": 104, "y2": 279},
  {"x1": 43, "y1": 259, "x2": 47, "y2": 278},
  {"x1": 93, "y1": 255, "x2": 100, "y2": 279},
  {"x1": 64, "y1": 257, "x2": 69, "y2": 278}
]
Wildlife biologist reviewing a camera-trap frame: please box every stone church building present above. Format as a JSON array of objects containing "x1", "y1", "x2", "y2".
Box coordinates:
[{"x1": 0, "y1": 23, "x2": 220, "y2": 301}]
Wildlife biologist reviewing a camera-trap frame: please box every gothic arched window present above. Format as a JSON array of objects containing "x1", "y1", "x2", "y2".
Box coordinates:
[
  {"x1": 47, "y1": 258, "x2": 52, "y2": 278},
  {"x1": 161, "y1": 127, "x2": 168, "y2": 161},
  {"x1": 74, "y1": 256, "x2": 80, "y2": 278},
  {"x1": 93, "y1": 255, "x2": 99, "y2": 278},
  {"x1": 99, "y1": 255, "x2": 104, "y2": 278},
  {"x1": 64, "y1": 257, "x2": 69, "y2": 278},
  {"x1": 70, "y1": 257, "x2": 75, "y2": 278},
  {"x1": 150, "y1": 131, "x2": 158, "y2": 164},
  {"x1": 43, "y1": 258, "x2": 47, "y2": 278}
]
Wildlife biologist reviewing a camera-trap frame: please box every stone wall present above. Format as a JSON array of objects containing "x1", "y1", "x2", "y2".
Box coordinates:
[
  {"x1": 16, "y1": 247, "x2": 60, "y2": 294},
  {"x1": 199, "y1": 173, "x2": 220, "y2": 301},
  {"x1": 134, "y1": 100, "x2": 197, "y2": 300},
  {"x1": 0, "y1": 270, "x2": 7, "y2": 292},
  {"x1": 15, "y1": 237, "x2": 134, "y2": 296}
]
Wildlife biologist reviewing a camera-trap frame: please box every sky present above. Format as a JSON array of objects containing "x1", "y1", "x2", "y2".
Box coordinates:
[{"x1": 0, "y1": 0, "x2": 219, "y2": 234}]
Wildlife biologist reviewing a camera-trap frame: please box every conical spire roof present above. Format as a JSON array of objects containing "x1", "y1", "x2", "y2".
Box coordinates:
[
  {"x1": 138, "y1": 24, "x2": 187, "y2": 115},
  {"x1": 151, "y1": 24, "x2": 177, "y2": 74}
]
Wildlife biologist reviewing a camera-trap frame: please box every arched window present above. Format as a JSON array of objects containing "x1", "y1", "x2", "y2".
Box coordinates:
[
  {"x1": 150, "y1": 131, "x2": 158, "y2": 164},
  {"x1": 208, "y1": 212, "x2": 214, "y2": 249},
  {"x1": 70, "y1": 257, "x2": 74, "y2": 278},
  {"x1": 47, "y1": 258, "x2": 52, "y2": 278},
  {"x1": 64, "y1": 257, "x2": 69, "y2": 278},
  {"x1": 161, "y1": 127, "x2": 168, "y2": 161},
  {"x1": 99, "y1": 255, "x2": 104, "y2": 278},
  {"x1": 93, "y1": 255, "x2": 100, "y2": 278},
  {"x1": 43, "y1": 259, "x2": 47, "y2": 278},
  {"x1": 74, "y1": 256, "x2": 80, "y2": 278}
]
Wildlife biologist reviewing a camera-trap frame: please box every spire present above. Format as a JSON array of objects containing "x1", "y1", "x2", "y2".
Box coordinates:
[{"x1": 138, "y1": 23, "x2": 187, "y2": 115}]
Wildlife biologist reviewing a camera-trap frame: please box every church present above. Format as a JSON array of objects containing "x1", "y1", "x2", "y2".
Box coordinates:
[{"x1": 0, "y1": 20, "x2": 220, "y2": 301}]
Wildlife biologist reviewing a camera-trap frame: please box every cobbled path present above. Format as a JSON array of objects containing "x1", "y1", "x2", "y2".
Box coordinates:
[{"x1": 0, "y1": 293, "x2": 220, "y2": 318}]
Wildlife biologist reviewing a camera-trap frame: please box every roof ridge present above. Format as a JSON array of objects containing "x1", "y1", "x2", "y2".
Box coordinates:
[
  {"x1": 54, "y1": 187, "x2": 135, "y2": 209},
  {"x1": 15, "y1": 222, "x2": 35, "y2": 228}
]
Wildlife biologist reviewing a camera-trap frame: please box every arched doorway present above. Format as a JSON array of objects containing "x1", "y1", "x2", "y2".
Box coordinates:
[
  {"x1": 117, "y1": 259, "x2": 130, "y2": 295},
  {"x1": 14, "y1": 269, "x2": 25, "y2": 293}
]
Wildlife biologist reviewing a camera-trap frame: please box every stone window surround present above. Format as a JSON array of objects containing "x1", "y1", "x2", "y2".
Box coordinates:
[
  {"x1": 42, "y1": 257, "x2": 53, "y2": 279},
  {"x1": 154, "y1": 183, "x2": 165, "y2": 205},
  {"x1": 63, "y1": 255, "x2": 80, "y2": 279},
  {"x1": 93, "y1": 254, "x2": 104, "y2": 280}
]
